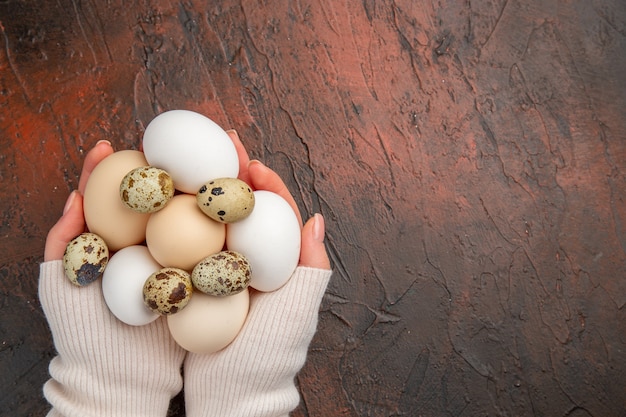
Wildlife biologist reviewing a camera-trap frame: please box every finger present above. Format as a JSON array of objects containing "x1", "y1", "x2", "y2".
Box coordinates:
[
  {"x1": 44, "y1": 191, "x2": 87, "y2": 261},
  {"x1": 299, "y1": 213, "x2": 331, "y2": 269},
  {"x1": 227, "y1": 130, "x2": 252, "y2": 186},
  {"x1": 77, "y1": 140, "x2": 114, "y2": 193},
  {"x1": 247, "y1": 160, "x2": 302, "y2": 226}
]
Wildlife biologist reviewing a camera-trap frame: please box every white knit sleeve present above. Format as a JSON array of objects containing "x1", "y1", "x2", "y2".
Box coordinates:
[
  {"x1": 183, "y1": 266, "x2": 332, "y2": 417},
  {"x1": 39, "y1": 261, "x2": 186, "y2": 417}
]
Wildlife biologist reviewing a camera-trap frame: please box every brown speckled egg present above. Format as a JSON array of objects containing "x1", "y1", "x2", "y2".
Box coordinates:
[
  {"x1": 196, "y1": 178, "x2": 254, "y2": 223},
  {"x1": 143, "y1": 267, "x2": 193, "y2": 315},
  {"x1": 192, "y1": 251, "x2": 251, "y2": 296},
  {"x1": 120, "y1": 166, "x2": 174, "y2": 213},
  {"x1": 63, "y1": 233, "x2": 109, "y2": 286}
]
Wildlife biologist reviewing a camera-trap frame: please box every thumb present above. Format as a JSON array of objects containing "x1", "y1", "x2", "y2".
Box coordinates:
[
  {"x1": 299, "y1": 213, "x2": 331, "y2": 270},
  {"x1": 44, "y1": 191, "x2": 87, "y2": 261}
]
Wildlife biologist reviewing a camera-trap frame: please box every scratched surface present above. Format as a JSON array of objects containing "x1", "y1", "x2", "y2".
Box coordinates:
[{"x1": 1, "y1": 1, "x2": 625, "y2": 415}]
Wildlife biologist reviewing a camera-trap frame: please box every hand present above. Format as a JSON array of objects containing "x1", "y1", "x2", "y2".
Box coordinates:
[
  {"x1": 44, "y1": 140, "x2": 115, "y2": 261},
  {"x1": 40, "y1": 139, "x2": 185, "y2": 416},
  {"x1": 227, "y1": 129, "x2": 331, "y2": 270},
  {"x1": 183, "y1": 133, "x2": 332, "y2": 416}
]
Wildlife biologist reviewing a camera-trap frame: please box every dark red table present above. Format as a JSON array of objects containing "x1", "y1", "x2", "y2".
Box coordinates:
[{"x1": 2, "y1": 1, "x2": 625, "y2": 415}]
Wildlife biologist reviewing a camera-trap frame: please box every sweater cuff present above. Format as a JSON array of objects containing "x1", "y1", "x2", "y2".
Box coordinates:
[
  {"x1": 39, "y1": 260, "x2": 185, "y2": 417},
  {"x1": 183, "y1": 266, "x2": 332, "y2": 417}
]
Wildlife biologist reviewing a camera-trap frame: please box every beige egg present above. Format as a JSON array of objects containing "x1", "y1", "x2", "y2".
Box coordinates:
[
  {"x1": 83, "y1": 150, "x2": 150, "y2": 251},
  {"x1": 63, "y1": 233, "x2": 109, "y2": 286},
  {"x1": 167, "y1": 288, "x2": 249, "y2": 354},
  {"x1": 196, "y1": 177, "x2": 255, "y2": 223},
  {"x1": 145, "y1": 194, "x2": 226, "y2": 271},
  {"x1": 192, "y1": 251, "x2": 251, "y2": 296},
  {"x1": 143, "y1": 267, "x2": 193, "y2": 315},
  {"x1": 120, "y1": 166, "x2": 174, "y2": 213}
]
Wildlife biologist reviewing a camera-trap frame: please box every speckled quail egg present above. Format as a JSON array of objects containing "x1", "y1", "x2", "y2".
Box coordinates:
[
  {"x1": 196, "y1": 178, "x2": 254, "y2": 223},
  {"x1": 192, "y1": 251, "x2": 252, "y2": 296},
  {"x1": 120, "y1": 166, "x2": 175, "y2": 213},
  {"x1": 63, "y1": 233, "x2": 109, "y2": 286},
  {"x1": 143, "y1": 267, "x2": 193, "y2": 315}
]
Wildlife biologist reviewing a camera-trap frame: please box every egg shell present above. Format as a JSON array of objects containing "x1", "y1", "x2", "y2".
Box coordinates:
[
  {"x1": 83, "y1": 150, "x2": 150, "y2": 251},
  {"x1": 142, "y1": 110, "x2": 239, "y2": 194},
  {"x1": 63, "y1": 233, "x2": 109, "y2": 286},
  {"x1": 102, "y1": 245, "x2": 161, "y2": 326},
  {"x1": 120, "y1": 166, "x2": 174, "y2": 213},
  {"x1": 167, "y1": 288, "x2": 249, "y2": 354},
  {"x1": 146, "y1": 194, "x2": 226, "y2": 271},
  {"x1": 226, "y1": 190, "x2": 301, "y2": 292},
  {"x1": 192, "y1": 251, "x2": 251, "y2": 296},
  {"x1": 143, "y1": 267, "x2": 193, "y2": 315},
  {"x1": 196, "y1": 177, "x2": 255, "y2": 223}
]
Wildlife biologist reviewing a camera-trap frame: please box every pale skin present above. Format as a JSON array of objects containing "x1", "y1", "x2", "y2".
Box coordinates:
[{"x1": 44, "y1": 130, "x2": 331, "y2": 271}]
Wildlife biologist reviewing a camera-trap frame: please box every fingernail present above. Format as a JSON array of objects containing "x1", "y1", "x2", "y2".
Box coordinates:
[
  {"x1": 226, "y1": 129, "x2": 239, "y2": 140},
  {"x1": 96, "y1": 139, "x2": 112, "y2": 147},
  {"x1": 248, "y1": 159, "x2": 265, "y2": 169},
  {"x1": 312, "y1": 213, "x2": 325, "y2": 242},
  {"x1": 63, "y1": 190, "x2": 78, "y2": 215}
]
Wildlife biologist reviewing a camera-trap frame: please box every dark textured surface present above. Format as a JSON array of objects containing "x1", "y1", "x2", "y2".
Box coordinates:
[{"x1": 1, "y1": 1, "x2": 625, "y2": 415}]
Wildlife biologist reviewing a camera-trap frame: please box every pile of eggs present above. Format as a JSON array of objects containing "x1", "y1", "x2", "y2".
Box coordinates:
[{"x1": 62, "y1": 110, "x2": 301, "y2": 354}]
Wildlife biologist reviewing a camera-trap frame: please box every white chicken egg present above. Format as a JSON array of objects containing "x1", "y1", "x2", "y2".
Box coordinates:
[
  {"x1": 102, "y1": 245, "x2": 162, "y2": 326},
  {"x1": 142, "y1": 110, "x2": 239, "y2": 194},
  {"x1": 226, "y1": 190, "x2": 301, "y2": 292}
]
